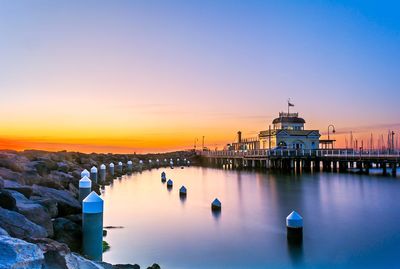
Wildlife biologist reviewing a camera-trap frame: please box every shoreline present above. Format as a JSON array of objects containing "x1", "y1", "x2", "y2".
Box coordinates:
[{"x1": 0, "y1": 149, "x2": 197, "y2": 269}]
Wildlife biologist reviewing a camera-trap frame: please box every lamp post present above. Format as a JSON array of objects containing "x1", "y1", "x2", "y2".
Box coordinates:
[{"x1": 328, "y1": 124, "x2": 336, "y2": 149}]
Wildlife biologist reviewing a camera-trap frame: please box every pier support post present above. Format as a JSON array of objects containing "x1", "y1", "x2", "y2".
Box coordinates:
[
  {"x1": 392, "y1": 163, "x2": 397, "y2": 177},
  {"x1": 382, "y1": 163, "x2": 387, "y2": 176},
  {"x1": 118, "y1": 162, "x2": 123, "y2": 174},
  {"x1": 82, "y1": 191, "x2": 104, "y2": 261}
]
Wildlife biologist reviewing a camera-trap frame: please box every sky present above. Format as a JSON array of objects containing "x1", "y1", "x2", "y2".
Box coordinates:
[{"x1": 0, "y1": 0, "x2": 399, "y2": 153}]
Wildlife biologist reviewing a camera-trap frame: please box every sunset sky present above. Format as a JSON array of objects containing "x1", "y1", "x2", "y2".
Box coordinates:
[{"x1": 1, "y1": 1, "x2": 399, "y2": 153}]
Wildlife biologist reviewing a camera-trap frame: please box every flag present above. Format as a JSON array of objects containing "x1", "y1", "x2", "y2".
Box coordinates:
[{"x1": 288, "y1": 101, "x2": 294, "y2": 107}]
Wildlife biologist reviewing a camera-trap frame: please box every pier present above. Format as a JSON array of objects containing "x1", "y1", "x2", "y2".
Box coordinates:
[{"x1": 199, "y1": 149, "x2": 400, "y2": 176}]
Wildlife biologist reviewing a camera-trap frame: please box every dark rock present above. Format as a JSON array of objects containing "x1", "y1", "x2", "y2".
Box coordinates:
[
  {"x1": 8, "y1": 190, "x2": 54, "y2": 237},
  {"x1": 32, "y1": 185, "x2": 81, "y2": 216},
  {"x1": 103, "y1": 230, "x2": 107, "y2": 237},
  {"x1": 64, "y1": 214, "x2": 82, "y2": 225},
  {"x1": 0, "y1": 235, "x2": 44, "y2": 269},
  {"x1": 37, "y1": 180, "x2": 65, "y2": 190},
  {"x1": 53, "y1": 217, "x2": 82, "y2": 252},
  {"x1": 0, "y1": 227, "x2": 8, "y2": 236},
  {"x1": 6, "y1": 186, "x2": 33, "y2": 198},
  {"x1": 0, "y1": 190, "x2": 17, "y2": 210},
  {"x1": 0, "y1": 177, "x2": 4, "y2": 189},
  {"x1": 30, "y1": 196, "x2": 59, "y2": 218},
  {"x1": 0, "y1": 207, "x2": 48, "y2": 239},
  {"x1": 0, "y1": 167, "x2": 24, "y2": 184},
  {"x1": 147, "y1": 264, "x2": 161, "y2": 269},
  {"x1": 28, "y1": 237, "x2": 70, "y2": 269},
  {"x1": 113, "y1": 264, "x2": 140, "y2": 269}
]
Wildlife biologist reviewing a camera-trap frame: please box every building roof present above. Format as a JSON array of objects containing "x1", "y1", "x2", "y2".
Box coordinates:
[
  {"x1": 259, "y1": 129, "x2": 320, "y2": 137},
  {"x1": 272, "y1": 116, "x2": 306, "y2": 124}
]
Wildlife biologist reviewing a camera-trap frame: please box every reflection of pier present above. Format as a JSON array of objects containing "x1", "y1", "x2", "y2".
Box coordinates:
[{"x1": 199, "y1": 149, "x2": 400, "y2": 177}]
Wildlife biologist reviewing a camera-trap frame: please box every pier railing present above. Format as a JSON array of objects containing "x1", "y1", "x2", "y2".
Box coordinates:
[{"x1": 199, "y1": 149, "x2": 400, "y2": 159}]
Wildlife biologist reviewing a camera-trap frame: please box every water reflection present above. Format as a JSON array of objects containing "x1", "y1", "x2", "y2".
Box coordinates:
[
  {"x1": 287, "y1": 238, "x2": 304, "y2": 266},
  {"x1": 102, "y1": 167, "x2": 400, "y2": 269},
  {"x1": 211, "y1": 210, "x2": 221, "y2": 221}
]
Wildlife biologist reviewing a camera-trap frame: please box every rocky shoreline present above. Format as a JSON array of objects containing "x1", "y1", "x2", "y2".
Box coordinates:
[{"x1": 0, "y1": 149, "x2": 197, "y2": 269}]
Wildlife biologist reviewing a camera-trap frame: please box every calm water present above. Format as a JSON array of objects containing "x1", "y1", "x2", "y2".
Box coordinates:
[{"x1": 101, "y1": 167, "x2": 400, "y2": 269}]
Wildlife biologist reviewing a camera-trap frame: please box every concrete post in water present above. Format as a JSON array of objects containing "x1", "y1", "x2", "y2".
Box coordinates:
[
  {"x1": 82, "y1": 191, "x2": 104, "y2": 261},
  {"x1": 81, "y1": 169, "x2": 90, "y2": 178},
  {"x1": 99, "y1": 164, "x2": 106, "y2": 183},
  {"x1": 286, "y1": 211, "x2": 303, "y2": 243},
  {"x1": 161, "y1": 171, "x2": 166, "y2": 182},
  {"x1": 79, "y1": 176, "x2": 92, "y2": 203},
  {"x1": 179, "y1": 186, "x2": 187, "y2": 197},
  {"x1": 170, "y1": 160, "x2": 174, "y2": 168},
  {"x1": 118, "y1": 162, "x2": 123, "y2": 174},
  {"x1": 127, "y1": 160, "x2": 133, "y2": 172},
  {"x1": 90, "y1": 166, "x2": 98, "y2": 183},
  {"x1": 187, "y1": 160, "x2": 190, "y2": 167},
  {"x1": 211, "y1": 198, "x2": 221, "y2": 211},
  {"x1": 109, "y1": 163, "x2": 115, "y2": 176}
]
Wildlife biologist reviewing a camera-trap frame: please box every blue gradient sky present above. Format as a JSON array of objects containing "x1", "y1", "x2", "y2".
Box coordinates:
[{"x1": 0, "y1": 1, "x2": 399, "y2": 152}]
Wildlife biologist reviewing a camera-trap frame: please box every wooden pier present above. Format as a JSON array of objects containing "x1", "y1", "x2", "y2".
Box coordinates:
[{"x1": 199, "y1": 149, "x2": 400, "y2": 176}]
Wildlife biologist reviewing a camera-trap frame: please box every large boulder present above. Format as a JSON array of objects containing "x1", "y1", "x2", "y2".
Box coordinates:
[
  {"x1": 7, "y1": 190, "x2": 54, "y2": 237},
  {"x1": 64, "y1": 253, "x2": 104, "y2": 269},
  {"x1": 0, "y1": 235, "x2": 44, "y2": 269},
  {"x1": 0, "y1": 227, "x2": 8, "y2": 236},
  {"x1": 0, "y1": 190, "x2": 17, "y2": 210},
  {"x1": 0, "y1": 167, "x2": 24, "y2": 184},
  {"x1": 32, "y1": 185, "x2": 81, "y2": 216},
  {"x1": 0, "y1": 207, "x2": 48, "y2": 239},
  {"x1": 53, "y1": 218, "x2": 82, "y2": 252},
  {"x1": 30, "y1": 196, "x2": 58, "y2": 218}
]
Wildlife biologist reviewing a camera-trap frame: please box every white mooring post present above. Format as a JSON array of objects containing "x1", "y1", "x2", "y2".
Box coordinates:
[
  {"x1": 82, "y1": 191, "x2": 104, "y2": 261},
  {"x1": 118, "y1": 162, "x2": 123, "y2": 173},
  {"x1": 211, "y1": 198, "x2": 221, "y2": 211},
  {"x1": 127, "y1": 160, "x2": 133, "y2": 172},
  {"x1": 286, "y1": 211, "x2": 303, "y2": 243},
  {"x1": 179, "y1": 186, "x2": 187, "y2": 197},
  {"x1": 79, "y1": 176, "x2": 92, "y2": 203},
  {"x1": 109, "y1": 163, "x2": 115, "y2": 176},
  {"x1": 99, "y1": 164, "x2": 106, "y2": 183},
  {"x1": 90, "y1": 166, "x2": 98, "y2": 183},
  {"x1": 81, "y1": 169, "x2": 90, "y2": 178},
  {"x1": 167, "y1": 179, "x2": 173, "y2": 188}
]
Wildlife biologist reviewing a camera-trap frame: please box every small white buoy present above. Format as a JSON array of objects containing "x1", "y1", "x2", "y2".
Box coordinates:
[
  {"x1": 179, "y1": 186, "x2": 187, "y2": 196},
  {"x1": 167, "y1": 179, "x2": 173, "y2": 187},
  {"x1": 211, "y1": 198, "x2": 221, "y2": 211},
  {"x1": 286, "y1": 211, "x2": 303, "y2": 241},
  {"x1": 81, "y1": 169, "x2": 90, "y2": 178}
]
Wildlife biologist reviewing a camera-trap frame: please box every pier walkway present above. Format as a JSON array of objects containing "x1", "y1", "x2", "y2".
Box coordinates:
[{"x1": 199, "y1": 149, "x2": 400, "y2": 176}]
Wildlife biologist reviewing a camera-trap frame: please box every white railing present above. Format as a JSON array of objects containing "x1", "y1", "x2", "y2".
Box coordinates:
[{"x1": 199, "y1": 149, "x2": 400, "y2": 159}]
